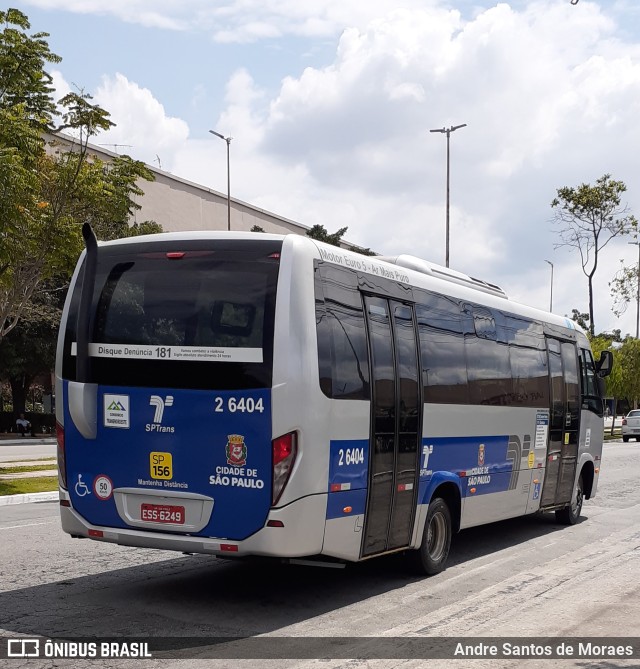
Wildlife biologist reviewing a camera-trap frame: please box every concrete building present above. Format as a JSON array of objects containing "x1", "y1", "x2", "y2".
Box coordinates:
[{"x1": 49, "y1": 133, "x2": 313, "y2": 236}]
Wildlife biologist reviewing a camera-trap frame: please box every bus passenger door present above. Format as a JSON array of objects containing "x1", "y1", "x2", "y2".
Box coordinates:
[
  {"x1": 540, "y1": 339, "x2": 580, "y2": 508},
  {"x1": 361, "y1": 296, "x2": 421, "y2": 556}
]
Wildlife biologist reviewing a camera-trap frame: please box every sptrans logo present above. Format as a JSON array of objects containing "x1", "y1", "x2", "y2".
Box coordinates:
[{"x1": 146, "y1": 395, "x2": 174, "y2": 433}]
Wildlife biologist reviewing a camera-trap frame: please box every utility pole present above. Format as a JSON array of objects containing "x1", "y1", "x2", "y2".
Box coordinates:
[
  {"x1": 209, "y1": 130, "x2": 232, "y2": 231},
  {"x1": 545, "y1": 260, "x2": 554, "y2": 312},
  {"x1": 430, "y1": 124, "x2": 467, "y2": 267}
]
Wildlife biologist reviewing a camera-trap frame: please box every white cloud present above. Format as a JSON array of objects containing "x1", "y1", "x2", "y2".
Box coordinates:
[
  {"x1": 92, "y1": 73, "x2": 189, "y2": 166},
  {"x1": 51, "y1": 0, "x2": 640, "y2": 335},
  {"x1": 23, "y1": 0, "x2": 439, "y2": 41}
]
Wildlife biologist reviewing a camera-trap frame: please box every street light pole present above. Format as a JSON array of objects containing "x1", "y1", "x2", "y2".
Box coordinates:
[
  {"x1": 545, "y1": 260, "x2": 554, "y2": 312},
  {"x1": 209, "y1": 129, "x2": 232, "y2": 231},
  {"x1": 628, "y1": 241, "x2": 640, "y2": 338},
  {"x1": 430, "y1": 124, "x2": 466, "y2": 268}
]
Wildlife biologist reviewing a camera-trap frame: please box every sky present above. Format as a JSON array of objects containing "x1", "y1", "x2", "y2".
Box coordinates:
[{"x1": 12, "y1": 0, "x2": 640, "y2": 336}]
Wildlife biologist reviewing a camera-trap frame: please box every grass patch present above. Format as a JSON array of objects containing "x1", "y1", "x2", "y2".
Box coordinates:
[
  {"x1": 0, "y1": 476, "x2": 58, "y2": 496},
  {"x1": 0, "y1": 464, "x2": 57, "y2": 474}
]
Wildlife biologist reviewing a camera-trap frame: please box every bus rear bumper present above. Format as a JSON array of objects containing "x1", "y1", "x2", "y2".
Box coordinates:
[{"x1": 59, "y1": 491, "x2": 327, "y2": 558}]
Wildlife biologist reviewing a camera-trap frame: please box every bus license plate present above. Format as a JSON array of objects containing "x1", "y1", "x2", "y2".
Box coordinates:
[{"x1": 141, "y1": 503, "x2": 185, "y2": 524}]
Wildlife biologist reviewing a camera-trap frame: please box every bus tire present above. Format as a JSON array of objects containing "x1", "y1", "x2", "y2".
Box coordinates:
[
  {"x1": 411, "y1": 497, "x2": 452, "y2": 575},
  {"x1": 555, "y1": 474, "x2": 583, "y2": 525}
]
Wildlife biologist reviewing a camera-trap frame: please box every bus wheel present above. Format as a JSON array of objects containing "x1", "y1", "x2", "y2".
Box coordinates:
[
  {"x1": 555, "y1": 474, "x2": 584, "y2": 525},
  {"x1": 411, "y1": 497, "x2": 452, "y2": 575}
]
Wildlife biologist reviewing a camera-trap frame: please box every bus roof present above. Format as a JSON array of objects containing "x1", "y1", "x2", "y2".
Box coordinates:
[{"x1": 89, "y1": 230, "x2": 586, "y2": 340}]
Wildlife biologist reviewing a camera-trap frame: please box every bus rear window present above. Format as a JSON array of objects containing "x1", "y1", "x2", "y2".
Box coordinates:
[{"x1": 63, "y1": 240, "x2": 281, "y2": 390}]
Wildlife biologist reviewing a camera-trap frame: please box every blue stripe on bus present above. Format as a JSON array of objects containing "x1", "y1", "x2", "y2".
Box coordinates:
[
  {"x1": 328, "y1": 439, "x2": 369, "y2": 492},
  {"x1": 420, "y1": 435, "x2": 515, "y2": 499},
  {"x1": 326, "y1": 488, "x2": 367, "y2": 520},
  {"x1": 326, "y1": 433, "x2": 517, "y2": 513}
]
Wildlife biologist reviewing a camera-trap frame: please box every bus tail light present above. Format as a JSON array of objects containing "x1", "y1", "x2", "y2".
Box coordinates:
[
  {"x1": 272, "y1": 432, "x2": 297, "y2": 505},
  {"x1": 56, "y1": 422, "x2": 67, "y2": 490}
]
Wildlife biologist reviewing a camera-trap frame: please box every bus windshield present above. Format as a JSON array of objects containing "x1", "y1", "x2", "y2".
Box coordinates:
[{"x1": 62, "y1": 239, "x2": 281, "y2": 390}]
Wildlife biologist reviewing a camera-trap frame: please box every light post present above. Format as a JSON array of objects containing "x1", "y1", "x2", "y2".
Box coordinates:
[
  {"x1": 628, "y1": 241, "x2": 640, "y2": 338},
  {"x1": 544, "y1": 260, "x2": 554, "y2": 312},
  {"x1": 430, "y1": 124, "x2": 466, "y2": 268},
  {"x1": 209, "y1": 129, "x2": 232, "y2": 231}
]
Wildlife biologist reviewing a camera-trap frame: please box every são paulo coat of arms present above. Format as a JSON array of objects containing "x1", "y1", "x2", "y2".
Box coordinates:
[{"x1": 226, "y1": 434, "x2": 247, "y2": 466}]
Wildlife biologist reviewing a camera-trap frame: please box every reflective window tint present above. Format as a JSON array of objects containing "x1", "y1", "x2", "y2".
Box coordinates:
[
  {"x1": 392, "y1": 304, "x2": 420, "y2": 434},
  {"x1": 466, "y1": 336, "x2": 512, "y2": 405},
  {"x1": 315, "y1": 263, "x2": 370, "y2": 400},
  {"x1": 416, "y1": 295, "x2": 469, "y2": 404},
  {"x1": 63, "y1": 240, "x2": 280, "y2": 390},
  {"x1": 548, "y1": 340, "x2": 564, "y2": 430},
  {"x1": 509, "y1": 346, "x2": 549, "y2": 407},
  {"x1": 562, "y1": 342, "x2": 580, "y2": 428},
  {"x1": 580, "y1": 348, "x2": 603, "y2": 416},
  {"x1": 366, "y1": 296, "x2": 396, "y2": 435}
]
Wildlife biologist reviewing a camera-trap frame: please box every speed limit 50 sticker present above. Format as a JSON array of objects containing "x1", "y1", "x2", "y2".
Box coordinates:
[{"x1": 93, "y1": 475, "x2": 114, "y2": 500}]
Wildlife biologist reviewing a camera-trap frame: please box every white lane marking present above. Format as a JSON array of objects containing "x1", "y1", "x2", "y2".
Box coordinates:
[{"x1": 0, "y1": 520, "x2": 56, "y2": 531}]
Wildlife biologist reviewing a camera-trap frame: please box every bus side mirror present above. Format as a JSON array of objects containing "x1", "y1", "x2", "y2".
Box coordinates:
[{"x1": 596, "y1": 350, "x2": 613, "y2": 378}]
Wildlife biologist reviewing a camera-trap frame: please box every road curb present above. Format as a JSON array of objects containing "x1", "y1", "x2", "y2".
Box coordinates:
[{"x1": 0, "y1": 491, "x2": 58, "y2": 506}]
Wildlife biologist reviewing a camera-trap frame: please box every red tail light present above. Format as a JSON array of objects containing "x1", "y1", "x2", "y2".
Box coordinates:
[
  {"x1": 622, "y1": 418, "x2": 627, "y2": 426},
  {"x1": 272, "y1": 432, "x2": 297, "y2": 505},
  {"x1": 56, "y1": 422, "x2": 67, "y2": 489}
]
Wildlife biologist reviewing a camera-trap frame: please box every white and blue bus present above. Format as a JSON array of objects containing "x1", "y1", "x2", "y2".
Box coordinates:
[{"x1": 55, "y1": 227, "x2": 612, "y2": 574}]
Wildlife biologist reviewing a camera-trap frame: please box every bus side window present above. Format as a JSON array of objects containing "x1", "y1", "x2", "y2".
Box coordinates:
[
  {"x1": 465, "y1": 306, "x2": 512, "y2": 406},
  {"x1": 416, "y1": 294, "x2": 469, "y2": 405},
  {"x1": 315, "y1": 264, "x2": 370, "y2": 400},
  {"x1": 580, "y1": 347, "x2": 603, "y2": 416}
]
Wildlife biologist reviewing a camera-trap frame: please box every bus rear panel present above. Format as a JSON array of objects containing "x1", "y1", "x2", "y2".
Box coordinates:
[{"x1": 57, "y1": 237, "x2": 301, "y2": 551}]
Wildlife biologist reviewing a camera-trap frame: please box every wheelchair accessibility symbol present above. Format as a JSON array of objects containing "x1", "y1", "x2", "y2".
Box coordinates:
[{"x1": 75, "y1": 474, "x2": 91, "y2": 497}]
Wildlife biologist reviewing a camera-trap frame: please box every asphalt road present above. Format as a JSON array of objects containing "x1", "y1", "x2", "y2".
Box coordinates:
[{"x1": 0, "y1": 440, "x2": 639, "y2": 669}]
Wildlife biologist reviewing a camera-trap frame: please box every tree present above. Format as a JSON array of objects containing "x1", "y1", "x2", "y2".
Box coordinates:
[
  {"x1": 307, "y1": 224, "x2": 348, "y2": 247},
  {"x1": 569, "y1": 308, "x2": 589, "y2": 331},
  {"x1": 0, "y1": 10, "x2": 157, "y2": 341},
  {"x1": 610, "y1": 255, "x2": 640, "y2": 334},
  {"x1": 613, "y1": 337, "x2": 640, "y2": 410},
  {"x1": 306, "y1": 224, "x2": 376, "y2": 256},
  {"x1": 552, "y1": 174, "x2": 637, "y2": 336},
  {"x1": 589, "y1": 334, "x2": 624, "y2": 431},
  {"x1": 0, "y1": 284, "x2": 59, "y2": 415}
]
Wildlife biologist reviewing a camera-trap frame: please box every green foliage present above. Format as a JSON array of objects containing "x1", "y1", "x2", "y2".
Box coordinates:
[
  {"x1": 306, "y1": 224, "x2": 377, "y2": 256},
  {"x1": 0, "y1": 475, "x2": 58, "y2": 496},
  {"x1": 610, "y1": 256, "x2": 639, "y2": 320},
  {"x1": 589, "y1": 334, "x2": 640, "y2": 408},
  {"x1": 0, "y1": 10, "x2": 157, "y2": 340},
  {"x1": 612, "y1": 338, "x2": 640, "y2": 406},
  {"x1": 569, "y1": 308, "x2": 589, "y2": 331},
  {"x1": 552, "y1": 174, "x2": 637, "y2": 336},
  {"x1": 0, "y1": 8, "x2": 60, "y2": 126},
  {"x1": 307, "y1": 224, "x2": 348, "y2": 247}
]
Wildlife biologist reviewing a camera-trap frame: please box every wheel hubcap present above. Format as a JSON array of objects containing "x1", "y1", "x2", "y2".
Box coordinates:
[
  {"x1": 572, "y1": 483, "x2": 583, "y2": 516},
  {"x1": 427, "y1": 511, "x2": 447, "y2": 562}
]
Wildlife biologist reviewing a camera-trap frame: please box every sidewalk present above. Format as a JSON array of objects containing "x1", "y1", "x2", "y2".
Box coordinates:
[
  {"x1": 0, "y1": 437, "x2": 56, "y2": 446},
  {"x1": 0, "y1": 491, "x2": 58, "y2": 505}
]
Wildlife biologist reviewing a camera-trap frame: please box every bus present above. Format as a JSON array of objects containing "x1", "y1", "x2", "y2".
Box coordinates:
[{"x1": 55, "y1": 226, "x2": 612, "y2": 574}]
